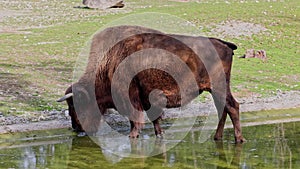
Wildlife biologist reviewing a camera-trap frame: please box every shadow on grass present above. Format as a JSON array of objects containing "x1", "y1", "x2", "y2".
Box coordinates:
[
  {"x1": 0, "y1": 72, "x2": 31, "y2": 101},
  {"x1": 0, "y1": 69, "x2": 62, "y2": 114},
  {"x1": 73, "y1": 6, "x2": 96, "y2": 10}
]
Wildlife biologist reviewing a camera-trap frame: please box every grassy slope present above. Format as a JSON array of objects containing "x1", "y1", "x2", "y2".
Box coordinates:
[{"x1": 0, "y1": 0, "x2": 299, "y2": 115}]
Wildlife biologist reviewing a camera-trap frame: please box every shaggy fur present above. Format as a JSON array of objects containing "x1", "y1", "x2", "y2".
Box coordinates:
[{"x1": 58, "y1": 25, "x2": 245, "y2": 143}]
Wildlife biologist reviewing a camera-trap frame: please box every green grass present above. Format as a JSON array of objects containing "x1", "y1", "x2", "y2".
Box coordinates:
[{"x1": 0, "y1": 0, "x2": 299, "y2": 115}]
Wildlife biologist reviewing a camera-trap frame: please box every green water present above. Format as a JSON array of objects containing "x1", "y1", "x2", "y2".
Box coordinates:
[{"x1": 1, "y1": 111, "x2": 300, "y2": 169}]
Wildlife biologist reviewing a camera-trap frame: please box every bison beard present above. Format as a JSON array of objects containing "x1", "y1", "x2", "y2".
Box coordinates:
[{"x1": 57, "y1": 25, "x2": 245, "y2": 143}]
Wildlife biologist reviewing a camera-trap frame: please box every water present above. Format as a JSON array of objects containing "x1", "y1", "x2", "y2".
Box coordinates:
[{"x1": 1, "y1": 110, "x2": 300, "y2": 169}]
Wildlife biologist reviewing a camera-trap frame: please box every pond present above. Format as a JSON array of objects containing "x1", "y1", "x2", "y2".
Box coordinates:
[{"x1": 0, "y1": 109, "x2": 300, "y2": 169}]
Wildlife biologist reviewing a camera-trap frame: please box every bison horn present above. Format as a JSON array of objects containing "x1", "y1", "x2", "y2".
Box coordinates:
[{"x1": 56, "y1": 93, "x2": 73, "y2": 102}]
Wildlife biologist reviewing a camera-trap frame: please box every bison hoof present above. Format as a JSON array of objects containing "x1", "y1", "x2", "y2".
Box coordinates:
[
  {"x1": 213, "y1": 135, "x2": 223, "y2": 141},
  {"x1": 129, "y1": 133, "x2": 140, "y2": 139},
  {"x1": 156, "y1": 133, "x2": 164, "y2": 139},
  {"x1": 156, "y1": 130, "x2": 165, "y2": 138},
  {"x1": 129, "y1": 135, "x2": 139, "y2": 139},
  {"x1": 235, "y1": 137, "x2": 246, "y2": 144},
  {"x1": 77, "y1": 132, "x2": 87, "y2": 137}
]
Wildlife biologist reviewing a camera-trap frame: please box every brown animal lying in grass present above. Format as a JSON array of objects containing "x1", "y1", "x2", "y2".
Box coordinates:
[{"x1": 240, "y1": 49, "x2": 267, "y2": 61}]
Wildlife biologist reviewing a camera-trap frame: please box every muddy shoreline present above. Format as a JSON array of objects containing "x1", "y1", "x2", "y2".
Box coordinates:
[{"x1": 1, "y1": 90, "x2": 299, "y2": 134}]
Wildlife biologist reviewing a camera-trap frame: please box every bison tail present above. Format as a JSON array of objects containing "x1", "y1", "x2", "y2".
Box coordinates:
[{"x1": 222, "y1": 41, "x2": 237, "y2": 50}]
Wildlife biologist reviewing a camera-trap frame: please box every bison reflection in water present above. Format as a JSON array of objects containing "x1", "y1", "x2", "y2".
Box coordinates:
[{"x1": 57, "y1": 25, "x2": 245, "y2": 143}]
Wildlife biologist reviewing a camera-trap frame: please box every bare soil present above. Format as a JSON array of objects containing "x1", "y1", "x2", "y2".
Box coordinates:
[{"x1": 210, "y1": 20, "x2": 268, "y2": 38}]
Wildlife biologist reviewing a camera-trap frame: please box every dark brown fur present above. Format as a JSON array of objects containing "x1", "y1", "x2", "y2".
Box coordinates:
[{"x1": 58, "y1": 26, "x2": 245, "y2": 143}]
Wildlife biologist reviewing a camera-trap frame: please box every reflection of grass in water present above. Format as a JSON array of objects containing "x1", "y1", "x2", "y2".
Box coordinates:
[
  {"x1": 206, "y1": 122, "x2": 300, "y2": 168},
  {"x1": 273, "y1": 123, "x2": 292, "y2": 168},
  {"x1": 0, "y1": 121, "x2": 300, "y2": 168}
]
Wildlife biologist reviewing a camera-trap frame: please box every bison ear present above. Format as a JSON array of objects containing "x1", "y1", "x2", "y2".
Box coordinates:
[{"x1": 57, "y1": 93, "x2": 73, "y2": 102}]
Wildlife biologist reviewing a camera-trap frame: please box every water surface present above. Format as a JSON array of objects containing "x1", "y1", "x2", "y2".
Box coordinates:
[{"x1": 1, "y1": 109, "x2": 300, "y2": 169}]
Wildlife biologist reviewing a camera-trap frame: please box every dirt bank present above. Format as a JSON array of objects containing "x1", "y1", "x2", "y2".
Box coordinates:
[{"x1": 1, "y1": 90, "x2": 299, "y2": 134}]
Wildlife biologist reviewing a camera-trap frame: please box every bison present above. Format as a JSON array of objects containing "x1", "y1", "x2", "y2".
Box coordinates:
[{"x1": 57, "y1": 25, "x2": 245, "y2": 143}]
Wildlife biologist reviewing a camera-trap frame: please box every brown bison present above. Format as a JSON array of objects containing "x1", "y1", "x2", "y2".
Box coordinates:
[{"x1": 57, "y1": 25, "x2": 245, "y2": 143}]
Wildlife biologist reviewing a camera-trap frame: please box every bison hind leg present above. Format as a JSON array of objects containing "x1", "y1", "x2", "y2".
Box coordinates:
[{"x1": 212, "y1": 90, "x2": 245, "y2": 143}]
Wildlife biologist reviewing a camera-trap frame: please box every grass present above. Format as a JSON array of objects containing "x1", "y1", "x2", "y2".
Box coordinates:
[{"x1": 0, "y1": 0, "x2": 299, "y2": 115}]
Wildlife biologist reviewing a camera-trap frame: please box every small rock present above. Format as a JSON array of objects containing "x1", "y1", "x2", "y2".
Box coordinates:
[
  {"x1": 64, "y1": 110, "x2": 69, "y2": 117},
  {"x1": 10, "y1": 107, "x2": 17, "y2": 111},
  {"x1": 77, "y1": 132, "x2": 87, "y2": 137},
  {"x1": 49, "y1": 111, "x2": 58, "y2": 116},
  {"x1": 82, "y1": 0, "x2": 124, "y2": 9},
  {"x1": 38, "y1": 115, "x2": 46, "y2": 121}
]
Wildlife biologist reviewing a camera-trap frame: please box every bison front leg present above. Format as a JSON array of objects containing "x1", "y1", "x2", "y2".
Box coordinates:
[
  {"x1": 129, "y1": 119, "x2": 144, "y2": 138},
  {"x1": 152, "y1": 117, "x2": 163, "y2": 137},
  {"x1": 146, "y1": 107, "x2": 164, "y2": 137},
  {"x1": 129, "y1": 107, "x2": 145, "y2": 138}
]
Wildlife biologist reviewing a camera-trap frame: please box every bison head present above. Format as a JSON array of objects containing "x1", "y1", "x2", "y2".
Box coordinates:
[{"x1": 57, "y1": 84, "x2": 101, "y2": 135}]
